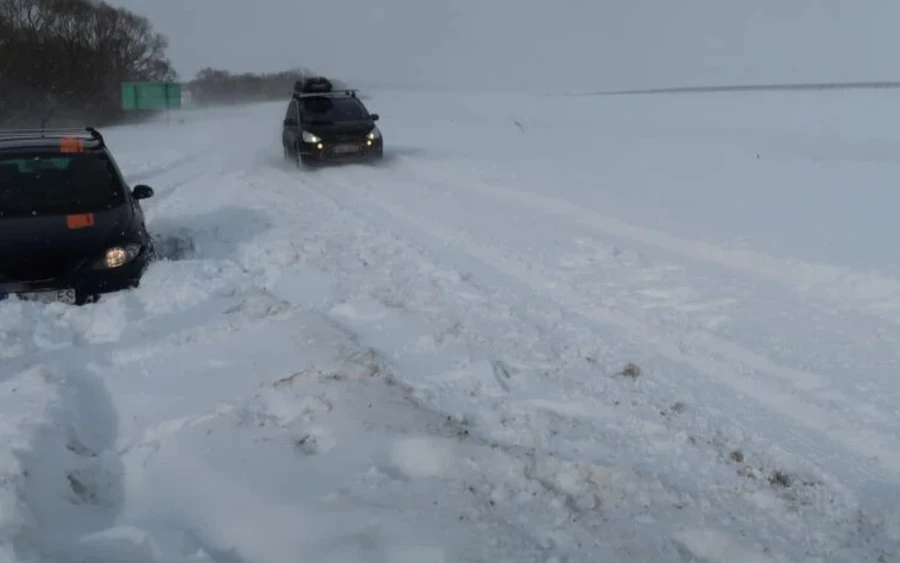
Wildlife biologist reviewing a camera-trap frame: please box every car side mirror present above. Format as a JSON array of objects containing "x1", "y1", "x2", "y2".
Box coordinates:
[
  {"x1": 284, "y1": 118, "x2": 298, "y2": 127},
  {"x1": 369, "y1": 114, "x2": 379, "y2": 122},
  {"x1": 132, "y1": 185, "x2": 154, "y2": 200}
]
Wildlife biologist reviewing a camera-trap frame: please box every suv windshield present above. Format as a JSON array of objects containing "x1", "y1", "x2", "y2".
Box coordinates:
[
  {"x1": 300, "y1": 96, "x2": 369, "y2": 123},
  {"x1": 0, "y1": 151, "x2": 125, "y2": 218}
]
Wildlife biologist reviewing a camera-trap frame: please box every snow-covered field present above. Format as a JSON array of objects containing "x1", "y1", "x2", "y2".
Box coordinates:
[{"x1": 3, "y1": 88, "x2": 900, "y2": 562}]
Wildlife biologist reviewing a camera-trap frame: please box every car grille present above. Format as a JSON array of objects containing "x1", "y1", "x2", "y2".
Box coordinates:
[
  {"x1": 1, "y1": 252, "x2": 70, "y2": 282},
  {"x1": 322, "y1": 132, "x2": 364, "y2": 143}
]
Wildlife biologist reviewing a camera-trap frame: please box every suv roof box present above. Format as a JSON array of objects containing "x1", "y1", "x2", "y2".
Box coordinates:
[{"x1": 295, "y1": 77, "x2": 333, "y2": 94}]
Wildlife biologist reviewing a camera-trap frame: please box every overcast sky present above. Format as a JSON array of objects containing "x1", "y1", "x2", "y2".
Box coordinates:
[{"x1": 107, "y1": 0, "x2": 900, "y2": 90}]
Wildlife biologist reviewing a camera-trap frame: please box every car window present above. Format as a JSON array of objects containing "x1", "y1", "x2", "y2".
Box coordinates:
[
  {"x1": 299, "y1": 97, "x2": 368, "y2": 122},
  {"x1": 0, "y1": 151, "x2": 126, "y2": 218}
]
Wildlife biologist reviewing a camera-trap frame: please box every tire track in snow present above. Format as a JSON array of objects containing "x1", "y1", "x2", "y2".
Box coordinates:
[
  {"x1": 258, "y1": 166, "x2": 798, "y2": 563},
  {"x1": 345, "y1": 159, "x2": 900, "y2": 433},
  {"x1": 267, "y1": 164, "x2": 894, "y2": 562},
  {"x1": 124, "y1": 147, "x2": 213, "y2": 185},
  {"x1": 402, "y1": 159, "x2": 900, "y2": 326},
  {"x1": 304, "y1": 173, "x2": 900, "y2": 485}
]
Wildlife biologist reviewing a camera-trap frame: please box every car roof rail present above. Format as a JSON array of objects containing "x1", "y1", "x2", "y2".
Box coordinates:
[
  {"x1": 291, "y1": 89, "x2": 359, "y2": 100},
  {"x1": 295, "y1": 76, "x2": 334, "y2": 94},
  {"x1": 0, "y1": 126, "x2": 104, "y2": 145}
]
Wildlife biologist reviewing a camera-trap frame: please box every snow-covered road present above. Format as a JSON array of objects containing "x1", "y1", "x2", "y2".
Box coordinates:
[{"x1": 3, "y1": 89, "x2": 900, "y2": 562}]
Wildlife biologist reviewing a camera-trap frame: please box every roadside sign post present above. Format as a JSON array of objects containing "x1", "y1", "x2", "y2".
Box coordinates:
[{"x1": 120, "y1": 82, "x2": 182, "y2": 122}]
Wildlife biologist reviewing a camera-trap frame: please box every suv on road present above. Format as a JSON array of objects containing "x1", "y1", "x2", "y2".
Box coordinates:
[
  {"x1": 282, "y1": 77, "x2": 383, "y2": 166},
  {"x1": 0, "y1": 127, "x2": 156, "y2": 305}
]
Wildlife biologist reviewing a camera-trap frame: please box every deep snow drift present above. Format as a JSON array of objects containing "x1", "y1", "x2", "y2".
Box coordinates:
[{"x1": 2, "y1": 89, "x2": 900, "y2": 562}]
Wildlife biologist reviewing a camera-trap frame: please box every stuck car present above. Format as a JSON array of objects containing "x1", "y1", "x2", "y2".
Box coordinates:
[
  {"x1": 0, "y1": 127, "x2": 156, "y2": 305},
  {"x1": 282, "y1": 77, "x2": 383, "y2": 166}
]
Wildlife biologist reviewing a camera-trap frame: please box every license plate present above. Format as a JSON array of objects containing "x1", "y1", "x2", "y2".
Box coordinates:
[
  {"x1": 0, "y1": 289, "x2": 76, "y2": 305},
  {"x1": 332, "y1": 144, "x2": 360, "y2": 154}
]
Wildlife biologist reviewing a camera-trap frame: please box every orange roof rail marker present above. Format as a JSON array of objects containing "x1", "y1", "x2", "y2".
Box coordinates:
[
  {"x1": 66, "y1": 213, "x2": 95, "y2": 229},
  {"x1": 60, "y1": 137, "x2": 85, "y2": 153}
]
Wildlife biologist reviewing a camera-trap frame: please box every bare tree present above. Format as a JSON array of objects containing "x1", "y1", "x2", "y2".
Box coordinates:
[
  {"x1": 0, "y1": 0, "x2": 176, "y2": 126},
  {"x1": 187, "y1": 66, "x2": 351, "y2": 106}
]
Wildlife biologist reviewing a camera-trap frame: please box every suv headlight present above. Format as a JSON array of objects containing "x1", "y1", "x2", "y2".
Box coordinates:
[
  {"x1": 301, "y1": 131, "x2": 321, "y2": 143},
  {"x1": 97, "y1": 244, "x2": 142, "y2": 269},
  {"x1": 366, "y1": 127, "x2": 381, "y2": 141}
]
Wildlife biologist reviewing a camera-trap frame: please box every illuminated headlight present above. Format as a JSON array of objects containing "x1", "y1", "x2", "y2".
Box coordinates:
[
  {"x1": 366, "y1": 127, "x2": 381, "y2": 141},
  {"x1": 301, "y1": 131, "x2": 321, "y2": 143},
  {"x1": 100, "y1": 244, "x2": 141, "y2": 269}
]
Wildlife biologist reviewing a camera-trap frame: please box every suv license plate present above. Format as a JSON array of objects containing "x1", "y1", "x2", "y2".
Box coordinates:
[
  {"x1": 332, "y1": 144, "x2": 359, "y2": 154},
  {"x1": 0, "y1": 289, "x2": 76, "y2": 305}
]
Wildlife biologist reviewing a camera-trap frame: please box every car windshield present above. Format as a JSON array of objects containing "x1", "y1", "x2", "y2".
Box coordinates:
[
  {"x1": 300, "y1": 96, "x2": 368, "y2": 123},
  {"x1": 0, "y1": 151, "x2": 126, "y2": 218}
]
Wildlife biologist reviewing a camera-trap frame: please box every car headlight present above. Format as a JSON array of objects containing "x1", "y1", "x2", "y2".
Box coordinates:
[
  {"x1": 301, "y1": 131, "x2": 321, "y2": 143},
  {"x1": 99, "y1": 244, "x2": 142, "y2": 269},
  {"x1": 366, "y1": 127, "x2": 381, "y2": 141}
]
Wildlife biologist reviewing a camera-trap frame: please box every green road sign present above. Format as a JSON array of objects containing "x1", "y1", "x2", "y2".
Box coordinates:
[{"x1": 121, "y1": 82, "x2": 182, "y2": 110}]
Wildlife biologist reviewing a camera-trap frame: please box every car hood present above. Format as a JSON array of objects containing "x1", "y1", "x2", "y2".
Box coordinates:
[
  {"x1": 303, "y1": 120, "x2": 375, "y2": 136},
  {"x1": 0, "y1": 205, "x2": 133, "y2": 273}
]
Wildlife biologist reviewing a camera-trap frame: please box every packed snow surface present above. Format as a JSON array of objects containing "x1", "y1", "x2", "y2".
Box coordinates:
[{"x1": 3, "y1": 88, "x2": 900, "y2": 562}]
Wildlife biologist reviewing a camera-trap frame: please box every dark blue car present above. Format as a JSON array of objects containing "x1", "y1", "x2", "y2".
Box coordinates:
[
  {"x1": 282, "y1": 77, "x2": 383, "y2": 166},
  {"x1": 0, "y1": 127, "x2": 156, "y2": 305}
]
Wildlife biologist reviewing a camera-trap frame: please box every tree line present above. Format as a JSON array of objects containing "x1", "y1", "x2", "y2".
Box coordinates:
[
  {"x1": 0, "y1": 0, "x2": 352, "y2": 127},
  {"x1": 186, "y1": 67, "x2": 351, "y2": 106},
  {"x1": 0, "y1": 0, "x2": 176, "y2": 127}
]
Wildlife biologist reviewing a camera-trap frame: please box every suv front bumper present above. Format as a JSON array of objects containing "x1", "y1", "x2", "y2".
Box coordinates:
[
  {"x1": 297, "y1": 137, "x2": 383, "y2": 161},
  {"x1": 0, "y1": 246, "x2": 153, "y2": 305}
]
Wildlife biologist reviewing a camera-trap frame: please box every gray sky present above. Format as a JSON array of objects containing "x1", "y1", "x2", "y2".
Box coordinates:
[{"x1": 108, "y1": 0, "x2": 900, "y2": 90}]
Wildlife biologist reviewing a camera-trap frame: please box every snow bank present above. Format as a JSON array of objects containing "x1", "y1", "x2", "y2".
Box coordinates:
[{"x1": 0, "y1": 360, "x2": 124, "y2": 563}]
